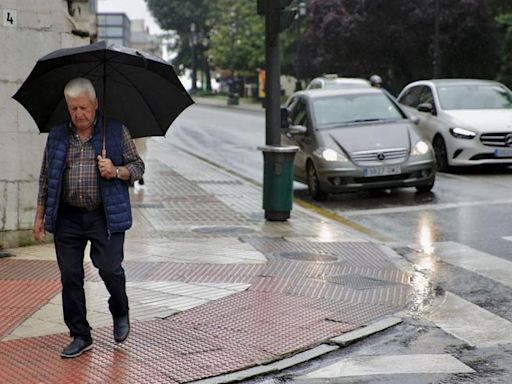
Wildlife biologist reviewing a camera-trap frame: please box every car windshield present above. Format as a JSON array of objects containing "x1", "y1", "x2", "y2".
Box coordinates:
[
  {"x1": 312, "y1": 93, "x2": 404, "y2": 128},
  {"x1": 437, "y1": 84, "x2": 512, "y2": 110}
]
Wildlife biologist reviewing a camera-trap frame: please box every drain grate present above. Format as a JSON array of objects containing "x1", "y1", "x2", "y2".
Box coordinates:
[
  {"x1": 325, "y1": 274, "x2": 400, "y2": 290},
  {"x1": 273, "y1": 252, "x2": 338, "y2": 262},
  {"x1": 192, "y1": 226, "x2": 255, "y2": 235}
]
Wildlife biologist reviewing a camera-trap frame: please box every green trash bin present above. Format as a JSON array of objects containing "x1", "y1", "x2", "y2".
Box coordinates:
[{"x1": 258, "y1": 145, "x2": 299, "y2": 221}]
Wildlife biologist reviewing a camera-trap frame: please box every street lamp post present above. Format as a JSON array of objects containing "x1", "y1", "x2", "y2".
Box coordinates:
[
  {"x1": 227, "y1": 8, "x2": 239, "y2": 105},
  {"x1": 190, "y1": 22, "x2": 198, "y2": 92},
  {"x1": 294, "y1": 1, "x2": 307, "y2": 91}
]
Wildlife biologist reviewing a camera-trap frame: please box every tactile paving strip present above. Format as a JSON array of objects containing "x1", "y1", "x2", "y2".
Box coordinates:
[
  {"x1": 0, "y1": 318, "x2": 273, "y2": 384},
  {"x1": 169, "y1": 290, "x2": 358, "y2": 356},
  {"x1": 0, "y1": 259, "x2": 61, "y2": 280},
  {"x1": 0, "y1": 280, "x2": 61, "y2": 338},
  {"x1": 86, "y1": 262, "x2": 265, "y2": 284},
  {"x1": 260, "y1": 260, "x2": 409, "y2": 284},
  {"x1": 326, "y1": 302, "x2": 400, "y2": 325},
  {"x1": 245, "y1": 239, "x2": 397, "y2": 269}
]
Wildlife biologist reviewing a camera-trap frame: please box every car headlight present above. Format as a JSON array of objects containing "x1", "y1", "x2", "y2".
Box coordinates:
[
  {"x1": 313, "y1": 148, "x2": 348, "y2": 162},
  {"x1": 411, "y1": 140, "x2": 430, "y2": 156},
  {"x1": 449, "y1": 127, "x2": 476, "y2": 139}
]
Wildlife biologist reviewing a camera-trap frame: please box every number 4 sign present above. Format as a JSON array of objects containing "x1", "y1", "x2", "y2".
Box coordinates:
[{"x1": 3, "y1": 9, "x2": 17, "y2": 27}]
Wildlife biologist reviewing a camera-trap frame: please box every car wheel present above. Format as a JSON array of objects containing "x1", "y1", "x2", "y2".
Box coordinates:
[
  {"x1": 415, "y1": 179, "x2": 435, "y2": 194},
  {"x1": 433, "y1": 136, "x2": 449, "y2": 172},
  {"x1": 307, "y1": 162, "x2": 327, "y2": 201}
]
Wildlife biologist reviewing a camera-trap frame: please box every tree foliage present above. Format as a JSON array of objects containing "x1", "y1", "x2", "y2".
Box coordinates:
[
  {"x1": 146, "y1": 0, "x2": 509, "y2": 92},
  {"x1": 145, "y1": 0, "x2": 212, "y2": 70},
  {"x1": 208, "y1": 0, "x2": 265, "y2": 75},
  {"x1": 301, "y1": 0, "x2": 502, "y2": 93},
  {"x1": 145, "y1": 0, "x2": 211, "y2": 34},
  {"x1": 495, "y1": 0, "x2": 512, "y2": 86}
]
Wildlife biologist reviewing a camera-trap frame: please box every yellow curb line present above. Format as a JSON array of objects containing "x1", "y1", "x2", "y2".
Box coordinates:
[{"x1": 294, "y1": 198, "x2": 393, "y2": 242}]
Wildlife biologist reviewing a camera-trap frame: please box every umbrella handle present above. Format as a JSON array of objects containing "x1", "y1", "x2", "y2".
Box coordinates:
[{"x1": 102, "y1": 110, "x2": 107, "y2": 158}]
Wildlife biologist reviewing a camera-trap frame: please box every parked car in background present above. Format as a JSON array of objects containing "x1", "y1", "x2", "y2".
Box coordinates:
[
  {"x1": 397, "y1": 79, "x2": 512, "y2": 171},
  {"x1": 281, "y1": 88, "x2": 436, "y2": 200},
  {"x1": 306, "y1": 74, "x2": 371, "y2": 90}
]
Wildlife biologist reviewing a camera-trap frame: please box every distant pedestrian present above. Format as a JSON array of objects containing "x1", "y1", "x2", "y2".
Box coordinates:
[
  {"x1": 369, "y1": 74, "x2": 383, "y2": 88},
  {"x1": 32, "y1": 77, "x2": 144, "y2": 358}
]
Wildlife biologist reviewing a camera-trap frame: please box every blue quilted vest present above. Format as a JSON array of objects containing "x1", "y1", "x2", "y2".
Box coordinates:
[{"x1": 44, "y1": 118, "x2": 132, "y2": 234}]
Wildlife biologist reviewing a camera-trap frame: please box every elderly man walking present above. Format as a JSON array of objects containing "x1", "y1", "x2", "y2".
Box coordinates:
[{"x1": 32, "y1": 77, "x2": 144, "y2": 358}]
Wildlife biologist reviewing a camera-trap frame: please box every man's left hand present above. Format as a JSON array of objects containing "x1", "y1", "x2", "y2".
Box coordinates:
[{"x1": 97, "y1": 155, "x2": 116, "y2": 179}]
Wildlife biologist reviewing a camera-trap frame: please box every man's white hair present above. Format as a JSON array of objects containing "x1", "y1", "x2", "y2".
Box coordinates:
[{"x1": 64, "y1": 77, "x2": 96, "y2": 100}]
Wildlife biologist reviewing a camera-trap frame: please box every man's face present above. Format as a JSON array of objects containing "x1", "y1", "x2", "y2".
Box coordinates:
[{"x1": 66, "y1": 93, "x2": 98, "y2": 131}]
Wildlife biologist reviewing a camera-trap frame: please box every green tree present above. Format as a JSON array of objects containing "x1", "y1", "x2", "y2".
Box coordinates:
[
  {"x1": 495, "y1": 0, "x2": 512, "y2": 86},
  {"x1": 145, "y1": 0, "x2": 213, "y2": 89},
  {"x1": 301, "y1": 0, "x2": 502, "y2": 94},
  {"x1": 208, "y1": 0, "x2": 265, "y2": 75}
]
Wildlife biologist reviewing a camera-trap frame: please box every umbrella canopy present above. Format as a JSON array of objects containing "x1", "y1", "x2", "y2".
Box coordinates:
[{"x1": 13, "y1": 40, "x2": 194, "y2": 138}]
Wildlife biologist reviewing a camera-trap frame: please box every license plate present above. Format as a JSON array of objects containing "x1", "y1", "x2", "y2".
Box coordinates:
[
  {"x1": 363, "y1": 166, "x2": 401, "y2": 177},
  {"x1": 494, "y1": 148, "x2": 512, "y2": 158}
]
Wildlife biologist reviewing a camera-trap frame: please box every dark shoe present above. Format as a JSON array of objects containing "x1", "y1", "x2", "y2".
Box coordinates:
[
  {"x1": 138, "y1": 177, "x2": 144, "y2": 185},
  {"x1": 61, "y1": 337, "x2": 93, "y2": 358},
  {"x1": 113, "y1": 314, "x2": 130, "y2": 343}
]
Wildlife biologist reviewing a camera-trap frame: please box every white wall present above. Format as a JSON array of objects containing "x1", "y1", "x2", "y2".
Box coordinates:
[{"x1": 0, "y1": 0, "x2": 89, "y2": 248}]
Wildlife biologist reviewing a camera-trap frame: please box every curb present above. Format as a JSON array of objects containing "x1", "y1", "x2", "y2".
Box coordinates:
[
  {"x1": 193, "y1": 97, "x2": 264, "y2": 113},
  {"x1": 191, "y1": 316, "x2": 403, "y2": 384}
]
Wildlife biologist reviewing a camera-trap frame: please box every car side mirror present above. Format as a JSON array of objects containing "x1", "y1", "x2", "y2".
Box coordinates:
[
  {"x1": 417, "y1": 102, "x2": 434, "y2": 114},
  {"x1": 280, "y1": 107, "x2": 290, "y2": 129}
]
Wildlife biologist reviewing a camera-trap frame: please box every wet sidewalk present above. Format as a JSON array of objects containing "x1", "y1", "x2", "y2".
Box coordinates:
[{"x1": 0, "y1": 137, "x2": 411, "y2": 383}]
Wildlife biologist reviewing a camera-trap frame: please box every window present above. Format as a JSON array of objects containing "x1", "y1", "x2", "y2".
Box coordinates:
[
  {"x1": 418, "y1": 86, "x2": 434, "y2": 105},
  {"x1": 313, "y1": 93, "x2": 404, "y2": 128},
  {"x1": 437, "y1": 84, "x2": 512, "y2": 110},
  {"x1": 290, "y1": 99, "x2": 308, "y2": 126},
  {"x1": 399, "y1": 86, "x2": 423, "y2": 108},
  {"x1": 106, "y1": 15, "x2": 124, "y2": 25},
  {"x1": 105, "y1": 27, "x2": 123, "y2": 37}
]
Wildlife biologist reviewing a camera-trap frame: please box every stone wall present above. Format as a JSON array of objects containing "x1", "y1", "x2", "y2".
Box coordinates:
[{"x1": 0, "y1": 0, "x2": 89, "y2": 248}]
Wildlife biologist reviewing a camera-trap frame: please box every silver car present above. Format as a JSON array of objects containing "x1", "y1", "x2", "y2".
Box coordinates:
[
  {"x1": 397, "y1": 79, "x2": 512, "y2": 171},
  {"x1": 281, "y1": 88, "x2": 436, "y2": 200}
]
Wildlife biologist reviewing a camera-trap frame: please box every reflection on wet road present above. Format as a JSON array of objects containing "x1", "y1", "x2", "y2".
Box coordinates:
[{"x1": 296, "y1": 167, "x2": 512, "y2": 261}]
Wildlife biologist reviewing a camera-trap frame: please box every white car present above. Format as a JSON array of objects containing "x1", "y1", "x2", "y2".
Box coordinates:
[{"x1": 397, "y1": 79, "x2": 512, "y2": 171}]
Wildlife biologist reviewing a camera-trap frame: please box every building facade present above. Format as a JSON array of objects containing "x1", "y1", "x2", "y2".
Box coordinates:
[
  {"x1": 97, "y1": 12, "x2": 161, "y2": 57},
  {"x1": 0, "y1": 0, "x2": 90, "y2": 248},
  {"x1": 97, "y1": 12, "x2": 130, "y2": 46}
]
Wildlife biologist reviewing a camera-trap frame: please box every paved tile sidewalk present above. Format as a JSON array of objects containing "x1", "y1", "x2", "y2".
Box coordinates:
[{"x1": 0, "y1": 138, "x2": 411, "y2": 383}]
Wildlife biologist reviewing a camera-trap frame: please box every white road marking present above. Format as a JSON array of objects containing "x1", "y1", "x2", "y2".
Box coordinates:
[
  {"x1": 300, "y1": 354, "x2": 474, "y2": 378},
  {"x1": 434, "y1": 242, "x2": 512, "y2": 289},
  {"x1": 427, "y1": 292, "x2": 512, "y2": 347},
  {"x1": 340, "y1": 198, "x2": 512, "y2": 217}
]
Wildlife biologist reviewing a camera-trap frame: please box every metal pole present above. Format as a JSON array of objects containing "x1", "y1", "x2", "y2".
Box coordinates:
[
  {"x1": 265, "y1": 0, "x2": 281, "y2": 146},
  {"x1": 190, "y1": 23, "x2": 198, "y2": 92},
  {"x1": 433, "y1": 0, "x2": 440, "y2": 78}
]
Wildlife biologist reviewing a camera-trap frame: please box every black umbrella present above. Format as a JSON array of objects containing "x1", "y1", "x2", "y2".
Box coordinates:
[{"x1": 13, "y1": 40, "x2": 193, "y2": 152}]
